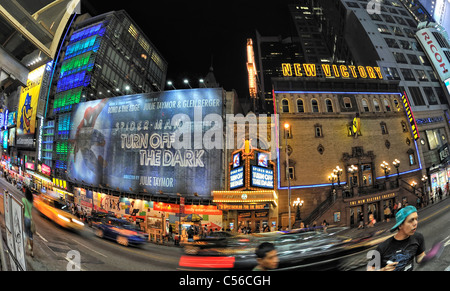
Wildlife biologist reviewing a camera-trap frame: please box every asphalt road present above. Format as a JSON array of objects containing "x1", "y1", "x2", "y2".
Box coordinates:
[{"x1": 0, "y1": 177, "x2": 183, "y2": 271}]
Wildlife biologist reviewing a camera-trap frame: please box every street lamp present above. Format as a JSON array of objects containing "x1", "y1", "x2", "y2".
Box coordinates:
[
  {"x1": 183, "y1": 79, "x2": 192, "y2": 89},
  {"x1": 333, "y1": 166, "x2": 343, "y2": 186},
  {"x1": 393, "y1": 159, "x2": 400, "y2": 186},
  {"x1": 411, "y1": 181, "x2": 417, "y2": 195},
  {"x1": 293, "y1": 197, "x2": 304, "y2": 221},
  {"x1": 284, "y1": 122, "x2": 292, "y2": 230},
  {"x1": 380, "y1": 161, "x2": 390, "y2": 180},
  {"x1": 167, "y1": 80, "x2": 176, "y2": 90},
  {"x1": 199, "y1": 79, "x2": 207, "y2": 88},
  {"x1": 421, "y1": 175, "x2": 428, "y2": 204},
  {"x1": 348, "y1": 164, "x2": 358, "y2": 196},
  {"x1": 328, "y1": 173, "x2": 337, "y2": 189}
]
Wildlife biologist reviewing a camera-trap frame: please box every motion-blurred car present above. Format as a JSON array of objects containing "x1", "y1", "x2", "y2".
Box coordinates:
[
  {"x1": 179, "y1": 227, "x2": 393, "y2": 271},
  {"x1": 93, "y1": 216, "x2": 148, "y2": 246},
  {"x1": 86, "y1": 211, "x2": 110, "y2": 227},
  {"x1": 33, "y1": 194, "x2": 85, "y2": 230}
]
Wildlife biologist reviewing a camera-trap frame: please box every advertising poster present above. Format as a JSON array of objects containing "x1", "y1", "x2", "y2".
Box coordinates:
[
  {"x1": 68, "y1": 88, "x2": 224, "y2": 196},
  {"x1": 16, "y1": 64, "x2": 46, "y2": 148}
]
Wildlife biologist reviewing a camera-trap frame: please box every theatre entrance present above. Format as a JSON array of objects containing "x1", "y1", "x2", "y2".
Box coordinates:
[{"x1": 237, "y1": 210, "x2": 269, "y2": 233}]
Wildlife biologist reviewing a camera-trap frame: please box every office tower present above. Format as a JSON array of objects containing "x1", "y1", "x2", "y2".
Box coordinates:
[
  {"x1": 0, "y1": 0, "x2": 79, "y2": 171},
  {"x1": 49, "y1": 10, "x2": 168, "y2": 179}
]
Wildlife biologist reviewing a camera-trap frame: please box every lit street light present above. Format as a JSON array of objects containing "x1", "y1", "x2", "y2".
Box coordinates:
[
  {"x1": 183, "y1": 79, "x2": 192, "y2": 89},
  {"x1": 167, "y1": 80, "x2": 176, "y2": 90}
]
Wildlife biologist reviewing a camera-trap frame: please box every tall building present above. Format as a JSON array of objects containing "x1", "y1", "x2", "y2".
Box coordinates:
[
  {"x1": 47, "y1": 10, "x2": 168, "y2": 180},
  {"x1": 419, "y1": 0, "x2": 450, "y2": 34},
  {"x1": 0, "y1": 0, "x2": 79, "y2": 176}
]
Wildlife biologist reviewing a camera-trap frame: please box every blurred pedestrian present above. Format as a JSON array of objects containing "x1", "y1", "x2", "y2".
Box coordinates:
[
  {"x1": 368, "y1": 206, "x2": 426, "y2": 271},
  {"x1": 22, "y1": 188, "x2": 35, "y2": 257},
  {"x1": 253, "y1": 242, "x2": 279, "y2": 271}
]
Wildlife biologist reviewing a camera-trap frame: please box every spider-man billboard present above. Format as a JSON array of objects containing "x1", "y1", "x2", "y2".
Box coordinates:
[{"x1": 68, "y1": 88, "x2": 224, "y2": 197}]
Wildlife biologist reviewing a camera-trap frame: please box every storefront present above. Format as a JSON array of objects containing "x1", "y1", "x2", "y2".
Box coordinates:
[
  {"x1": 347, "y1": 192, "x2": 397, "y2": 227},
  {"x1": 212, "y1": 190, "x2": 278, "y2": 233}
]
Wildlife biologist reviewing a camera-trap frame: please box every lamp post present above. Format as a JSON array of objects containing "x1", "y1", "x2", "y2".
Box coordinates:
[
  {"x1": 411, "y1": 181, "x2": 417, "y2": 196},
  {"x1": 328, "y1": 173, "x2": 337, "y2": 189},
  {"x1": 284, "y1": 122, "x2": 292, "y2": 230},
  {"x1": 199, "y1": 79, "x2": 207, "y2": 88},
  {"x1": 393, "y1": 159, "x2": 400, "y2": 187},
  {"x1": 293, "y1": 197, "x2": 304, "y2": 221},
  {"x1": 333, "y1": 166, "x2": 343, "y2": 186},
  {"x1": 167, "y1": 80, "x2": 176, "y2": 90},
  {"x1": 183, "y1": 79, "x2": 192, "y2": 89},
  {"x1": 348, "y1": 164, "x2": 358, "y2": 196},
  {"x1": 380, "y1": 161, "x2": 390, "y2": 180},
  {"x1": 421, "y1": 175, "x2": 428, "y2": 205}
]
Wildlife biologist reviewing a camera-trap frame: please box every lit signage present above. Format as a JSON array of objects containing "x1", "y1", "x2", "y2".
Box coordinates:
[
  {"x1": 352, "y1": 115, "x2": 361, "y2": 136},
  {"x1": 416, "y1": 28, "x2": 450, "y2": 81},
  {"x1": 41, "y1": 163, "x2": 51, "y2": 176},
  {"x1": 281, "y1": 63, "x2": 383, "y2": 79},
  {"x1": 25, "y1": 162, "x2": 35, "y2": 171},
  {"x1": 247, "y1": 39, "x2": 258, "y2": 99},
  {"x1": 230, "y1": 166, "x2": 244, "y2": 190},
  {"x1": 401, "y1": 91, "x2": 419, "y2": 140},
  {"x1": 251, "y1": 166, "x2": 274, "y2": 189},
  {"x1": 445, "y1": 78, "x2": 450, "y2": 95}
]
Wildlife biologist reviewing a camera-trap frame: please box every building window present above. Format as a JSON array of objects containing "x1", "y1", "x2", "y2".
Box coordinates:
[
  {"x1": 407, "y1": 149, "x2": 416, "y2": 166},
  {"x1": 380, "y1": 122, "x2": 388, "y2": 134},
  {"x1": 383, "y1": 67, "x2": 401, "y2": 80},
  {"x1": 288, "y1": 166, "x2": 295, "y2": 180},
  {"x1": 282, "y1": 99, "x2": 290, "y2": 113},
  {"x1": 297, "y1": 99, "x2": 304, "y2": 112},
  {"x1": 401, "y1": 121, "x2": 408, "y2": 132},
  {"x1": 426, "y1": 128, "x2": 446, "y2": 150},
  {"x1": 314, "y1": 124, "x2": 323, "y2": 137},
  {"x1": 384, "y1": 38, "x2": 399, "y2": 48},
  {"x1": 409, "y1": 87, "x2": 426, "y2": 106},
  {"x1": 423, "y1": 87, "x2": 438, "y2": 105},
  {"x1": 343, "y1": 97, "x2": 352, "y2": 108},
  {"x1": 393, "y1": 52, "x2": 407, "y2": 63},
  {"x1": 393, "y1": 98, "x2": 401, "y2": 111},
  {"x1": 311, "y1": 99, "x2": 319, "y2": 112},
  {"x1": 362, "y1": 99, "x2": 370, "y2": 112},
  {"x1": 383, "y1": 99, "x2": 391, "y2": 111},
  {"x1": 373, "y1": 99, "x2": 381, "y2": 111},
  {"x1": 325, "y1": 99, "x2": 333, "y2": 112}
]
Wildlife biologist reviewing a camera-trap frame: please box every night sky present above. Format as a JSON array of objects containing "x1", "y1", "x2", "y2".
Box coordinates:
[{"x1": 83, "y1": 0, "x2": 293, "y2": 100}]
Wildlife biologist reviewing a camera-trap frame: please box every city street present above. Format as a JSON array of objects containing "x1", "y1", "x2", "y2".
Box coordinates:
[
  {"x1": 0, "y1": 178, "x2": 182, "y2": 271},
  {"x1": 2, "y1": 173, "x2": 449, "y2": 271}
]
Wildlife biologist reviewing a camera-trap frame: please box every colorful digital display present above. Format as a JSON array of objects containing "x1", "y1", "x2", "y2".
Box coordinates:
[
  {"x1": 230, "y1": 166, "x2": 244, "y2": 190},
  {"x1": 232, "y1": 152, "x2": 240, "y2": 168},
  {"x1": 257, "y1": 152, "x2": 268, "y2": 167},
  {"x1": 68, "y1": 88, "x2": 224, "y2": 196},
  {"x1": 251, "y1": 166, "x2": 274, "y2": 189}
]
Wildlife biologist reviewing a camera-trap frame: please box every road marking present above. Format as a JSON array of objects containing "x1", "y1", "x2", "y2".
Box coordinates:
[
  {"x1": 421, "y1": 204, "x2": 450, "y2": 223},
  {"x1": 36, "y1": 232, "x2": 48, "y2": 242},
  {"x1": 71, "y1": 238, "x2": 108, "y2": 258}
]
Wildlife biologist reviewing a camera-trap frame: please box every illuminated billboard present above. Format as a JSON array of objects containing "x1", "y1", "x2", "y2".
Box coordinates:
[
  {"x1": 16, "y1": 64, "x2": 50, "y2": 148},
  {"x1": 68, "y1": 88, "x2": 224, "y2": 196}
]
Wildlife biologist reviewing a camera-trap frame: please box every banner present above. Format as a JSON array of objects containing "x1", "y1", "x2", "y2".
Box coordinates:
[
  {"x1": 68, "y1": 88, "x2": 224, "y2": 196},
  {"x1": 16, "y1": 65, "x2": 46, "y2": 148}
]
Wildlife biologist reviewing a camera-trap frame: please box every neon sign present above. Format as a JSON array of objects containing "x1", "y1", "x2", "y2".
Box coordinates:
[
  {"x1": 401, "y1": 91, "x2": 419, "y2": 140},
  {"x1": 281, "y1": 63, "x2": 383, "y2": 79}
]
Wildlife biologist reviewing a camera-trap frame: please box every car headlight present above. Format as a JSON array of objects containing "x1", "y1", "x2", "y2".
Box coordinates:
[
  {"x1": 57, "y1": 214, "x2": 70, "y2": 222},
  {"x1": 72, "y1": 218, "x2": 85, "y2": 227}
]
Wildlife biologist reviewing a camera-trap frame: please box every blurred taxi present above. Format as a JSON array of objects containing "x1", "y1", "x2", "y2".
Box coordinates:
[
  {"x1": 33, "y1": 194, "x2": 85, "y2": 230},
  {"x1": 179, "y1": 226, "x2": 392, "y2": 270},
  {"x1": 93, "y1": 216, "x2": 148, "y2": 247}
]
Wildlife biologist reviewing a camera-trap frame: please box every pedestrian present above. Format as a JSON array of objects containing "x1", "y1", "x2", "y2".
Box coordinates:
[
  {"x1": 384, "y1": 205, "x2": 391, "y2": 222},
  {"x1": 22, "y1": 188, "x2": 35, "y2": 257},
  {"x1": 367, "y1": 206, "x2": 426, "y2": 271},
  {"x1": 253, "y1": 242, "x2": 279, "y2": 271}
]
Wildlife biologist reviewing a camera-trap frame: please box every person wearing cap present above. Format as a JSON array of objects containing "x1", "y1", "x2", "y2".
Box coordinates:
[{"x1": 368, "y1": 205, "x2": 426, "y2": 271}]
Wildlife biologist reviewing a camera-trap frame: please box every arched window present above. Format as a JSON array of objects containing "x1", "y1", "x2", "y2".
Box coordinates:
[
  {"x1": 282, "y1": 99, "x2": 289, "y2": 113},
  {"x1": 325, "y1": 99, "x2": 333, "y2": 112},
  {"x1": 311, "y1": 99, "x2": 319, "y2": 112},
  {"x1": 297, "y1": 99, "x2": 304, "y2": 112},
  {"x1": 373, "y1": 99, "x2": 381, "y2": 112},
  {"x1": 384, "y1": 99, "x2": 391, "y2": 111},
  {"x1": 362, "y1": 99, "x2": 370, "y2": 112},
  {"x1": 393, "y1": 98, "x2": 400, "y2": 111}
]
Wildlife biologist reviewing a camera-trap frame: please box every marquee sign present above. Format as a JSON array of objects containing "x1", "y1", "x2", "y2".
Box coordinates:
[{"x1": 281, "y1": 63, "x2": 383, "y2": 79}]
